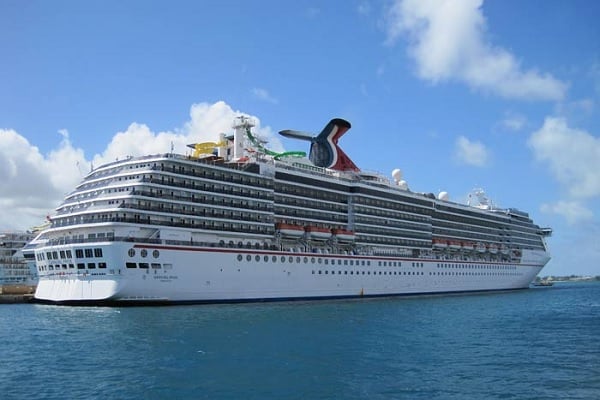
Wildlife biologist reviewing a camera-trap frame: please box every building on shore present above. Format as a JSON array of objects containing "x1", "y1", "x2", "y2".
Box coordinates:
[{"x1": 0, "y1": 231, "x2": 37, "y2": 295}]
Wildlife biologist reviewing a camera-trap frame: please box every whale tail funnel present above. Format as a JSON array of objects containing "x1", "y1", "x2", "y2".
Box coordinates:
[{"x1": 279, "y1": 118, "x2": 359, "y2": 172}]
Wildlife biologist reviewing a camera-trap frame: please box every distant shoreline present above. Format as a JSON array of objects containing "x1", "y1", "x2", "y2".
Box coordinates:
[{"x1": 538, "y1": 276, "x2": 599, "y2": 283}]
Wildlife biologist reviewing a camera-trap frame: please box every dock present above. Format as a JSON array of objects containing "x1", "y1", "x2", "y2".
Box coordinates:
[{"x1": 0, "y1": 294, "x2": 35, "y2": 304}]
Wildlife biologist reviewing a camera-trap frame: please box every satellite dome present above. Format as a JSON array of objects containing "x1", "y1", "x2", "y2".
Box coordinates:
[
  {"x1": 398, "y1": 180, "x2": 408, "y2": 190},
  {"x1": 438, "y1": 191, "x2": 449, "y2": 201},
  {"x1": 391, "y1": 169, "x2": 403, "y2": 182}
]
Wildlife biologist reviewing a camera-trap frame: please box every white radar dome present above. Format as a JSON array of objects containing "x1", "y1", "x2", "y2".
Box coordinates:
[
  {"x1": 398, "y1": 180, "x2": 408, "y2": 190},
  {"x1": 438, "y1": 191, "x2": 449, "y2": 201},
  {"x1": 391, "y1": 169, "x2": 403, "y2": 182}
]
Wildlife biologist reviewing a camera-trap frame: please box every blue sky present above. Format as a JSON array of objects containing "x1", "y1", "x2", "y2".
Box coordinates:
[{"x1": 1, "y1": 0, "x2": 599, "y2": 276}]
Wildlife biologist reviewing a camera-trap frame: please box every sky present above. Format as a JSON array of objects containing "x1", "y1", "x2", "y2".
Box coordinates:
[{"x1": 1, "y1": 0, "x2": 599, "y2": 277}]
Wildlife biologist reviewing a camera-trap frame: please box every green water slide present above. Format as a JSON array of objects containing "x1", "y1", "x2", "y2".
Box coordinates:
[{"x1": 245, "y1": 128, "x2": 306, "y2": 160}]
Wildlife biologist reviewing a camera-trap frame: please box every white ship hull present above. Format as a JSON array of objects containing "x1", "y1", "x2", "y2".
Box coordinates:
[{"x1": 34, "y1": 242, "x2": 547, "y2": 304}]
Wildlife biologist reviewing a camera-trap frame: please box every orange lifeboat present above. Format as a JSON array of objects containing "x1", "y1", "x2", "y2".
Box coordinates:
[
  {"x1": 332, "y1": 229, "x2": 356, "y2": 242},
  {"x1": 276, "y1": 223, "x2": 305, "y2": 237},
  {"x1": 448, "y1": 240, "x2": 462, "y2": 250},
  {"x1": 432, "y1": 238, "x2": 448, "y2": 249},
  {"x1": 305, "y1": 226, "x2": 332, "y2": 240},
  {"x1": 462, "y1": 242, "x2": 475, "y2": 251}
]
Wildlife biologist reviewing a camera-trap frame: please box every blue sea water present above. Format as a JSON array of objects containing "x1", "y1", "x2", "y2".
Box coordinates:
[{"x1": 1, "y1": 282, "x2": 599, "y2": 400}]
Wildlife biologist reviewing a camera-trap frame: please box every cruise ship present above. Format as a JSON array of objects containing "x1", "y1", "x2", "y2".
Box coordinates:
[
  {"x1": 29, "y1": 117, "x2": 552, "y2": 304},
  {"x1": 1, "y1": 231, "x2": 37, "y2": 294}
]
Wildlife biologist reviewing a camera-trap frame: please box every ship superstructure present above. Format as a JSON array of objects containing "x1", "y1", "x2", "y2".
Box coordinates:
[{"x1": 30, "y1": 117, "x2": 551, "y2": 304}]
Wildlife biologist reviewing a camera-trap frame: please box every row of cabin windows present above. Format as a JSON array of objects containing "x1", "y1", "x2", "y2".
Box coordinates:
[
  {"x1": 157, "y1": 162, "x2": 271, "y2": 189},
  {"x1": 354, "y1": 214, "x2": 430, "y2": 231},
  {"x1": 276, "y1": 185, "x2": 346, "y2": 203},
  {"x1": 125, "y1": 262, "x2": 172, "y2": 269},
  {"x1": 433, "y1": 212, "x2": 507, "y2": 231},
  {"x1": 437, "y1": 263, "x2": 518, "y2": 270},
  {"x1": 429, "y1": 271, "x2": 522, "y2": 277},
  {"x1": 237, "y1": 254, "x2": 373, "y2": 266},
  {"x1": 433, "y1": 219, "x2": 506, "y2": 235},
  {"x1": 39, "y1": 262, "x2": 107, "y2": 271},
  {"x1": 147, "y1": 177, "x2": 272, "y2": 200},
  {"x1": 313, "y1": 270, "x2": 425, "y2": 276},
  {"x1": 132, "y1": 189, "x2": 273, "y2": 212},
  {"x1": 355, "y1": 197, "x2": 432, "y2": 216},
  {"x1": 37, "y1": 248, "x2": 103, "y2": 262},
  {"x1": 357, "y1": 235, "x2": 429, "y2": 247},
  {"x1": 356, "y1": 225, "x2": 432, "y2": 240},
  {"x1": 275, "y1": 194, "x2": 347, "y2": 212},
  {"x1": 124, "y1": 201, "x2": 269, "y2": 223},
  {"x1": 354, "y1": 205, "x2": 430, "y2": 223},
  {"x1": 435, "y1": 205, "x2": 507, "y2": 224},
  {"x1": 274, "y1": 206, "x2": 347, "y2": 224},
  {"x1": 433, "y1": 228, "x2": 507, "y2": 244}
]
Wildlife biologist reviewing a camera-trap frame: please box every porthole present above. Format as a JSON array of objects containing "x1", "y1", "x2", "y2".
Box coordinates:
[
  {"x1": 141, "y1": 249, "x2": 148, "y2": 258},
  {"x1": 264, "y1": 255, "x2": 269, "y2": 262},
  {"x1": 237, "y1": 254, "x2": 243, "y2": 261},
  {"x1": 152, "y1": 250, "x2": 159, "y2": 258},
  {"x1": 246, "y1": 255, "x2": 252, "y2": 262},
  {"x1": 255, "y1": 255, "x2": 260, "y2": 262},
  {"x1": 128, "y1": 248, "x2": 135, "y2": 257}
]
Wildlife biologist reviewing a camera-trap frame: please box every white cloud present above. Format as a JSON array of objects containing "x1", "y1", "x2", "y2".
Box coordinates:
[
  {"x1": 454, "y1": 135, "x2": 489, "y2": 166},
  {"x1": 528, "y1": 117, "x2": 600, "y2": 199},
  {"x1": 541, "y1": 201, "x2": 593, "y2": 225},
  {"x1": 0, "y1": 128, "x2": 87, "y2": 230},
  {"x1": 501, "y1": 112, "x2": 527, "y2": 132},
  {"x1": 384, "y1": 0, "x2": 567, "y2": 101},
  {"x1": 0, "y1": 101, "x2": 284, "y2": 231},
  {"x1": 358, "y1": 2, "x2": 371, "y2": 16},
  {"x1": 252, "y1": 88, "x2": 278, "y2": 104}
]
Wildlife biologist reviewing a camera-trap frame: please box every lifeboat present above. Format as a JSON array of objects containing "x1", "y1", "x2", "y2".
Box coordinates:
[
  {"x1": 462, "y1": 242, "x2": 475, "y2": 252},
  {"x1": 305, "y1": 226, "x2": 332, "y2": 240},
  {"x1": 432, "y1": 238, "x2": 448, "y2": 249},
  {"x1": 488, "y1": 244, "x2": 499, "y2": 254},
  {"x1": 475, "y1": 242, "x2": 486, "y2": 253},
  {"x1": 276, "y1": 223, "x2": 305, "y2": 237},
  {"x1": 448, "y1": 240, "x2": 462, "y2": 250},
  {"x1": 332, "y1": 229, "x2": 356, "y2": 242},
  {"x1": 499, "y1": 245, "x2": 509, "y2": 255}
]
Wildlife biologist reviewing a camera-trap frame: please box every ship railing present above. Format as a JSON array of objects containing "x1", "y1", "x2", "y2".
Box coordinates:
[{"x1": 47, "y1": 216, "x2": 275, "y2": 237}]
